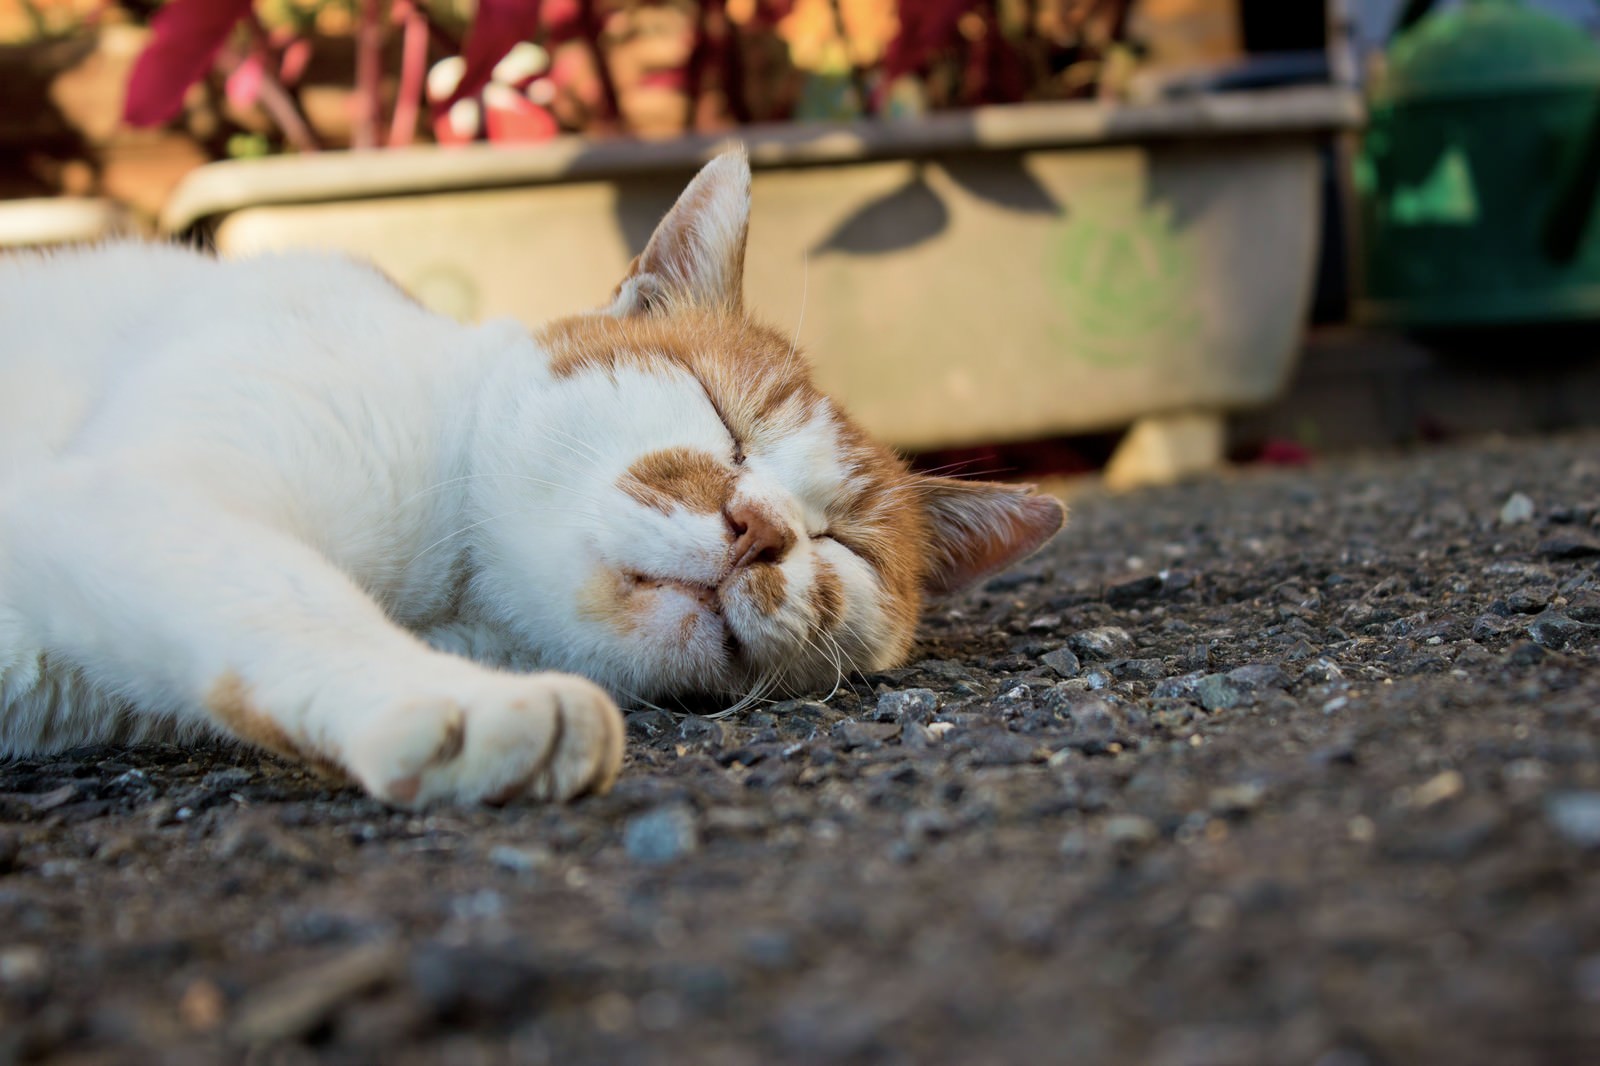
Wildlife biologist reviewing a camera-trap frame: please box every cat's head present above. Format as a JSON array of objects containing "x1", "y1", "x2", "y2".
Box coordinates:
[{"x1": 471, "y1": 150, "x2": 1064, "y2": 708}]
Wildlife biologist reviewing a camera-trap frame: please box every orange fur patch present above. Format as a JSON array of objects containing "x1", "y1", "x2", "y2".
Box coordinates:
[
  {"x1": 810, "y1": 559, "x2": 845, "y2": 630},
  {"x1": 620, "y1": 446, "x2": 733, "y2": 515},
  {"x1": 744, "y1": 565, "x2": 787, "y2": 615},
  {"x1": 577, "y1": 570, "x2": 640, "y2": 635},
  {"x1": 205, "y1": 672, "x2": 347, "y2": 781}
]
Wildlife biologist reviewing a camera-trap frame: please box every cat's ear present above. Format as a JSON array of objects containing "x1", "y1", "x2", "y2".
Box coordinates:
[
  {"x1": 610, "y1": 149, "x2": 751, "y2": 317},
  {"x1": 919, "y1": 478, "x2": 1066, "y2": 597}
]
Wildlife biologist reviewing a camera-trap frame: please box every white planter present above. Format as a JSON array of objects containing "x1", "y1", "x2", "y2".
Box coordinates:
[{"x1": 163, "y1": 87, "x2": 1360, "y2": 452}]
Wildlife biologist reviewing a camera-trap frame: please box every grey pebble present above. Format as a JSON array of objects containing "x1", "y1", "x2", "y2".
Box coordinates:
[
  {"x1": 1500, "y1": 492, "x2": 1535, "y2": 525},
  {"x1": 1040, "y1": 647, "x2": 1081, "y2": 678},
  {"x1": 1068, "y1": 626, "x2": 1135, "y2": 661},
  {"x1": 1545, "y1": 792, "x2": 1600, "y2": 849},
  {"x1": 1194, "y1": 673, "x2": 1248, "y2": 711},
  {"x1": 623, "y1": 805, "x2": 700, "y2": 864},
  {"x1": 1527, "y1": 610, "x2": 1592, "y2": 650},
  {"x1": 1102, "y1": 814, "x2": 1158, "y2": 848},
  {"x1": 871, "y1": 688, "x2": 939, "y2": 723}
]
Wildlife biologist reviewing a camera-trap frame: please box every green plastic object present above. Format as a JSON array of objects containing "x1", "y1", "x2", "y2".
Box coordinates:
[{"x1": 1357, "y1": 0, "x2": 1600, "y2": 327}]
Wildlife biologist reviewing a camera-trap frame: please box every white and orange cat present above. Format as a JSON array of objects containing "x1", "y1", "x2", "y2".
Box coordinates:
[{"x1": 0, "y1": 151, "x2": 1063, "y2": 807}]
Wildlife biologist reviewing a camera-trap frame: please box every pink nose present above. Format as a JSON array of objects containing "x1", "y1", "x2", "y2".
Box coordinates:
[{"x1": 725, "y1": 500, "x2": 794, "y2": 569}]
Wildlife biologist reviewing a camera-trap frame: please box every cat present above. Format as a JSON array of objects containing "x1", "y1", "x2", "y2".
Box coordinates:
[{"x1": 0, "y1": 150, "x2": 1064, "y2": 807}]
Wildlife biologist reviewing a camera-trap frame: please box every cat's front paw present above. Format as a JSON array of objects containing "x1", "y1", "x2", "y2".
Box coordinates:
[{"x1": 344, "y1": 673, "x2": 624, "y2": 807}]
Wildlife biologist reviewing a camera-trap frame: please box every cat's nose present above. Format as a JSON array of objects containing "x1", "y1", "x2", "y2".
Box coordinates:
[{"x1": 725, "y1": 500, "x2": 794, "y2": 569}]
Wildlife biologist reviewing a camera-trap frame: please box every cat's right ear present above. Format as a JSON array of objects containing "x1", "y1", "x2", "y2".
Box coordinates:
[{"x1": 609, "y1": 149, "x2": 751, "y2": 317}]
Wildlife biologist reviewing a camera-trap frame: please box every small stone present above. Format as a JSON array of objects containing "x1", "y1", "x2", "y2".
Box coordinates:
[
  {"x1": 770, "y1": 699, "x2": 838, "y2": 719},
  {"x1": 1065, "y1": 698, "x2": 1118, "y2": 738},
  {"x1": 1040, "y1": 647, "x2": 1081, "y2": 678},
  {"x1": 1527, "y1": 610, "x2": 1592, "y2": 650},
  {"x1": 1500, "y1": 492, "x2": 1535, "y2": 525},
  {"x1": 831, "y1": 720, "x2": 900, "y2": 751},
  {"x1": 214, "y1": 817, "x2": 317, "y2": 866},
  {"x1": 1506, "y1": 641, "x2": 1548, "y2": 666},
  {"x1": 1194, "y1": 673, "x2": 1247, "y2": 711},
  {"x1": 1083, "y1": 668, "x2": 1114, "y2": 691},
  {"x1": 1301, "y1": 657, "x2": 1345, "y2": 684},
  {"x1": 230, "y1": 943, "x2": 400, "y2": 1043},
  {"x1": 0, "y1": 945, "x2": 46, "y2": 986},
  {"x1": 178, "y1": 978, "x2": 227, "y2": 1032},
  {"x1": 741, "y1": 930, "x2": 796, "y2": 970},
  {"x1": 408, "y1": 944, "x2": 551, "y2": 1020},
  {"x1": 1566, "y1": 589, "x2": 1600, "y2": 624},
  {"x1": 1102, "y1": 814, "x2": 1158, "y2": 848},
  {"x1": 1068, "y1": 626, "x2": 1135, "y2": 661},
  {"x1": 1506, "y1": 586, "x2": 1555, "y2": 614},
  {"x1": 1151, "y1": 673, "x2": 1202, "y2": 700},
  {"x1": 1026, "y1": 613, "x2": 1062, "y2": 632},
  {"x1": 199, "y1": 768, "x2": 254, "y2": 791},
  {"x1": 1538, "y1": 536, "x2": 1600, "y2": 560},
  {"x1": 1545, "y1": 792, "x2": 1600, "y2": 849},
  {"x1": 1106, "y1": 574, "x2": 1163, "y2": 606},
  {"x1": 871, "y1": 689, "x2": 938, "y2": 724},
  {"x1": 913, "y1": 659, "x2": 973, "y2": 683},
  {"x1": 1472, "y1": 614, "x2": 1513, "y2": 641},
  {"x1": 1226, "y1": 663, "x2": 1291, "y2": 691},
  {"x1": 1111, "y1": 658, "x2": 1165, "y2": 681},
  {"x1": 623, "y1": 805, "x2": 700, "y2": 864},
  {"x1": 488, "y1": 845, "x2": 550, "y2": 874},
  {"x1": 1411, "y1": 770, "x2": 1464, "y2": 809},
  {"x1": 625, "y1": 709, "x2": 678, "y2": 740},
  {"x1": 677, "y1": 717, "x2": 729, "y2": 749},
  {"x1": 1209, "y1": 782, "x2": 1267, "y2": 815}
]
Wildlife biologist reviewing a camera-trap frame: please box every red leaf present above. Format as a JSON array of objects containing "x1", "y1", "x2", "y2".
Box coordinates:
[
  {"x1": 444, "y1": 0, "x2": 544, "y2": 109},
  {"x1": 123, "y1": 0, "x2": 256, "y2": 127},
  {"x1": 883, "y1": 0, "x2": 972, "y2": 84},
  {"x1": 485, "y1": 90, "x2": 558, "y2": 143}
]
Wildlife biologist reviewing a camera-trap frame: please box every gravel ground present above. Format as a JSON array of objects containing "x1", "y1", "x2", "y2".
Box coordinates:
[{"x1": 4, "y1": 433, "x2": 1600, "y2": 1066}]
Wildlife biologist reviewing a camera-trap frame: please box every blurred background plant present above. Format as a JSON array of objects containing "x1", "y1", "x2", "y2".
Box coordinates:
[{"x1": 4, "y1": 1, "x2": 1156, "y2": 159}]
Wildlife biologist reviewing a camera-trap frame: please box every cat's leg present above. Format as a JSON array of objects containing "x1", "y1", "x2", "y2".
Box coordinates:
[{"x1": 0, "y1": 467, "x2": 623, "y2": 806}]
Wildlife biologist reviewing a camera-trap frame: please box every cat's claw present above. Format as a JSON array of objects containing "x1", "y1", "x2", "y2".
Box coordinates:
[{"x1": 344, "y1": 674, "x2": 624, "y2": 807}]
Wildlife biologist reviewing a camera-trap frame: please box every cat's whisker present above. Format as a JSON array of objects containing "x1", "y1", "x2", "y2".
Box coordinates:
[
  {"x1": 544, "y1": 425, "x2": 606, "y2": 462},
  {"x1": 781, "y1": 251, "x2": 809, "y2": 380},
  {"x1": 407, "y1": 508, "x2": 523, "y2": 565}
]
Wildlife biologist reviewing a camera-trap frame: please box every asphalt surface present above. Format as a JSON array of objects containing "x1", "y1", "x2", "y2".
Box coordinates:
[{"x1": 3, "y1": 432, "x2": 1599, "y2": 1065}]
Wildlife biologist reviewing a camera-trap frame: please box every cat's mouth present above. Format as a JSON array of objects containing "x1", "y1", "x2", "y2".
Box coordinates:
[
  {"x1": 620, "y1": 569, "x2": 721, "y2": 608},
  {"x1": 619, "y1": 568, "x2": 748, "y2": 664}
]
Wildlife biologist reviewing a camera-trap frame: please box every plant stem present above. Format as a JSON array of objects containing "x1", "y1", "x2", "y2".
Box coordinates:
[
  {"x1": 578, "y1": 0, "x2": 624, "y2": 129},
  {"x1": 240, "y1": 16, "x2": 322, "y2": 153},
  {"x1": 683, "y1": 0, "x2": 710, "y2": 131},
  {"x1": 389, "y1": 0, "x2": 430, "y2": 146},
  {"x1": 353, "y1": 0, "x2": 387, "y2": 149},
  {"x1": 828, "y1": 0, "x2": 872, "y2": 116}
]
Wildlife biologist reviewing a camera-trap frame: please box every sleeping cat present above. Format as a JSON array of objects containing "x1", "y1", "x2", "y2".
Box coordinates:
[{"x1": 0, "y1": 151, "x2": 1064, "y2": 807}]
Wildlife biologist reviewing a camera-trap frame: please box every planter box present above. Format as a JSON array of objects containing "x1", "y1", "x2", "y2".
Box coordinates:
[
  {"x1": 163, "y1": 87, "x2": 1360, "y2": 452},
  {"x1": 0, "y1": 197, "x2": 141, "y2": 248}
]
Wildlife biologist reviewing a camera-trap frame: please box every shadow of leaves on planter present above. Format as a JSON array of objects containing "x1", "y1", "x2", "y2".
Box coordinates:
[
  {"x1": 812, "y1": 157, "x2": 1063, "y2": 256},
  {"x1": 943, "y1": 157, "x2": 1063, "y2": 217},
  {"x1": 812, "y1": 168, "x2": 948, "y2": 256}
]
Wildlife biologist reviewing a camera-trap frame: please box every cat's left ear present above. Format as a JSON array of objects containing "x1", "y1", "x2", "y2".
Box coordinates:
[
  {"x1": 611, "y1": 149, "x2": 751, "y2": 317},
  {"x1": 919, "y1": 478, "x2": 1067, "y2": 597}
]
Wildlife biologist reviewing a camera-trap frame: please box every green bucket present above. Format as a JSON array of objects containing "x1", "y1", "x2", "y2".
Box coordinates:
[{"x1": 1356, "y1": 0, "x2": 1600, "y2": 327}]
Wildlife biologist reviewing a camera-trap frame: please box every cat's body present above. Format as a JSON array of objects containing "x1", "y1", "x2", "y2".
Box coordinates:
[{"x1": 0, "y1": 153, "x2": 1063, "y2": 806}]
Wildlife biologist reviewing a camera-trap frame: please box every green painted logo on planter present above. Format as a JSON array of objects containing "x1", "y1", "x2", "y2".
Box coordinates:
[
  {"x1": 1049, "y1": 197, "x2": 1200, "y2": 368},
  {"x1": 1391, "y1": 145, "x2": 1479, "y2": 227}
]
